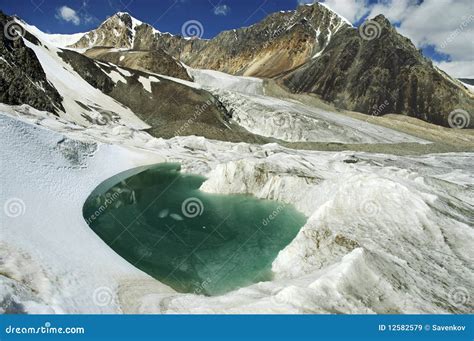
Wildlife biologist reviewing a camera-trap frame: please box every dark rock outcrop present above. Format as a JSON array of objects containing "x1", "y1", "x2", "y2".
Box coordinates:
[
  {"x1": 84, "y1": 47, "x2": 191, "y2": 80},
  {"x1": 182, "y1": 3, "x2": 350, "y2": 77},
  {"x1": 0, "y1": 12, "x2": 63, "y2": 114},
  {"x1": 57, "y1": 49, "x2": 263, "y2": 142},
  {"x1": 279, "y1": 15, "x2": 474, "y2": 127},
  {"x1": 70, "y1": 12, "x2": 135, "y2": 49}
]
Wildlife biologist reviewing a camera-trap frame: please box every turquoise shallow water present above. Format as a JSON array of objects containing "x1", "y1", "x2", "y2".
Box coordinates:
[{"x1": 83, "y1": 163, "x2": 306, "y2": 296}]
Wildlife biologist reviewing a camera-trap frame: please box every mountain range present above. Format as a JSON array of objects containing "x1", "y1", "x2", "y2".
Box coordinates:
[{"x1": 1, "y1": 2, "x2": 473, "y2": 135}]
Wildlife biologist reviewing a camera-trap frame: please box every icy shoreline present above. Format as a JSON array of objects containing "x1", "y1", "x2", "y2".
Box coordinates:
[{"x1": 1, "y1": 110, "x2": 472, "y2": 314}]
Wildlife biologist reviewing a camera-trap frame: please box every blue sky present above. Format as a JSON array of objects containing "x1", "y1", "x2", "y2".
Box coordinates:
[
  {"x1": 0, "y1": 0, "x2": 315, "y2": 37},
  {"x1": 0, "y1": 0, "x2": 472, "y2": 77}
]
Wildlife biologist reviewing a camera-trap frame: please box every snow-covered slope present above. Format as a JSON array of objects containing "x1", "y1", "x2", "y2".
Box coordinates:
[
  {"x1": 188, "y1": 69, "x2": 428, "y2": 144},
  {"x1": 17, "y1": 20, "x2": 149, "y2": 129},
  {"x1": 0, "y1": 110, "x2": 170, "y2": 313},
  {"x1": 208, "y1": 89, "x2": 428, "y2": 144},
  {"x1": 316, "y1": 2, "x2": 353, "y2": 27},
  {"x1": 22, "y1": 22, "x2": 85, "y2": 48},
  {"x1": 189, "y1": 69, "x2": 264, "y2": 95},
  {"x1": 1, "y1": 106, "x2": 472, "y2": 314}
]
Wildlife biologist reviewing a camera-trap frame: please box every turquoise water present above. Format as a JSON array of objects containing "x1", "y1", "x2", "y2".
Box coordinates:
[{"x1": 83, "y1": 163, "x2": 306, "y2": 296}]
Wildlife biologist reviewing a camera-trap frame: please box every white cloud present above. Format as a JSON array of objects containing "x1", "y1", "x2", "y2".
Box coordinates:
[
  {"x1": 319, "y1": 0, "x2": 370, "y2": 23},
  {"x1": 396, "y1": 1, "x2": 474, "y2": 58},
  {"x1": 436, "y1": 61, "x2": 474, "y2": 79},
  {"x1": 395, "y1": 0, "x2": 474, "y2": 78},
  {"x1": 54, "y1": 2, "x2": 98, "y2": 26},
  {"x1": 55, "y1": 6, "x2": 81, "y2": 25},
  {"x1": 298, "y1": 0, "x2": 315, "y2": 4},
  {"x1": 213, "y1": 4, "x2": 230, "y2": 16},
  {"x1": 367, "y1": 0, "x2": 415, "y2": 22}
]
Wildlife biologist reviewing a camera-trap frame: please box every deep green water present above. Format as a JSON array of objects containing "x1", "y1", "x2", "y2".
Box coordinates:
[{"x1": 83, "y1": 163, "x2": 306, "y2": 296}]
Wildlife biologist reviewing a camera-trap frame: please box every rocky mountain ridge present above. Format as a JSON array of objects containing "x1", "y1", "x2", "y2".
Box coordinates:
[
  {"x1": 1, "y1": 3, "x2": 473, "y2": 129},
  {"x1": 71, "y1": 4, "x2": 351, "y2": 78},
  {"x1": 66, "y1": 4, "x2": 472, "y2": 128},
  {"x1": 0, "y1": 12, "x2": 64, "y2": 114},
  {"x1": 279, "y1": 15, "x2": 474, "y2": 127},
  {"x1": 83, "y1": 47, "x2": 191, "y2": 81},
  {"x1": 0, "y1": 12, "x2": 260, "y2": 142}
]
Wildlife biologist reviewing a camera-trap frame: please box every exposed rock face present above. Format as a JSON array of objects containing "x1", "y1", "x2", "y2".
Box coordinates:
[
  {"x1": 66, "y1": 5, "x2": 473, "y2": 128},
  {"x1": 84, "y1": 47, "x2": 191, "y2": 80},
  {"x1": 70, "y1": 12, "x2": 136, "y2": 49},
  {"x1": 280, "y1": 15, "x2": 474, "y2": 128},
  {"x1": 184, "y1": 3, "x2": 350, "y2": 77},
  {"x1": 57, "y1": 49, "x2": 263, "y2": 142},
  {"x1": 70, "y1": 4, "x2": 350, "y2": 78},
  {"x1": 0, "y1": 12, "x2": 264, "y2": 142},
  {"x1": 132, "y1": 23, "x2": 207, "y2": 60},
  {"x1": 0, "y1": 12, "x2": 63, "y2": 114},
  {"x1": 70, "y1": 11, "x2": 203, "y2": 57},
  {"x1": 4, "y1": 3, "x2": 473, "y2": 129}
]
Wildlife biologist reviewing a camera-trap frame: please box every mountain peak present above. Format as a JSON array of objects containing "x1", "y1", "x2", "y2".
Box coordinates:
[
  {"x1": 313, "y1": 2, "x2": 353, "y2": 27},
  {"x1": 102, "y1": 11, "x2": 143, "y2": 30},
  {"x1": 70, "y1": 11, "x2": 145, "y2": 49},
  {"x1": 372, "y1": 14, "x2": 392, "y2": 28},
  {"x1": 114, "y1": 11, "x2": 131, "y2": 17}
]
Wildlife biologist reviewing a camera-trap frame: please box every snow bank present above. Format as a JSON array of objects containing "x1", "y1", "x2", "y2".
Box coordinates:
[
  {"x1": 189, "y1": 69, "x2": 264, "y2": 95},
  {"x1": 22, "y1": 22, "x2": 85, "y2": 48},
  {"x1": 0, "y1": 113, "x2": 172, "y2": 313},
  {"x1": 200, "y1": 150, "x2": 474, "y2": 313},
  {"x1": 1, "y1": 107, "x2": 472, "y2": 314}
]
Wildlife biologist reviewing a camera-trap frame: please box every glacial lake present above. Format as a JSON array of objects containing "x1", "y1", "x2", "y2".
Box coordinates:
[{"x1": 83, "y1": 163, "x2": 306, "y2": 296}]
